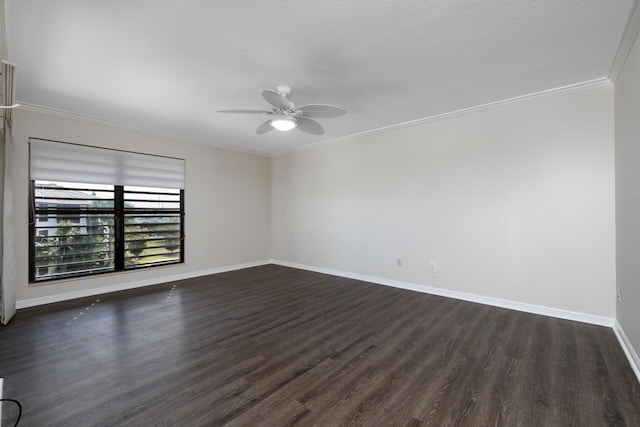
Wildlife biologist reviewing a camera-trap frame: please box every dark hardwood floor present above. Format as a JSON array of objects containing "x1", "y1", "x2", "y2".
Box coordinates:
[{"x1": 1, "y1": 264, "x2": 639, "y2": 426}]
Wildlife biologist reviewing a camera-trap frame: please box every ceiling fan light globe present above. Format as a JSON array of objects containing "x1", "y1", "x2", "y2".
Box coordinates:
[{"x1": 270, "y1": 117, "x2": 296, "y2": 131}]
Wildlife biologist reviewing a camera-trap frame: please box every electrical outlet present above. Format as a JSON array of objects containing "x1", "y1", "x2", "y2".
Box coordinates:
[
  {"x1": 618, "y1": 289, "x2": 622, "y2": 305},
  {"x1": 396, "y1": 258, "x2": 402, "y2": 267},
  {"x1": 196, "y1": 251, "x2": 203, "y2": 260},
  {"x1": 429, "y1": 262, "x2": 437, "y2": 273}
]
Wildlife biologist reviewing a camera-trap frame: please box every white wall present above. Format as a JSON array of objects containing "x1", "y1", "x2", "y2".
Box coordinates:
[
  {"x1": 615, "y1": 27, "x2": 640, "y2": 363},
  {"x1": 272, "y1": 85, "x2": 616, "y2": 318},
  {"x1": 11, "y1": 108, "x2": 271, "y2": 304},
  {"x1": 6, "y1": 83, "x2": 619, "y2": 323}
]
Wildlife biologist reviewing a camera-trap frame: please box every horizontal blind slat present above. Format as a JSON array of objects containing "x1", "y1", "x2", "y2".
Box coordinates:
[{"x1": 30, "y1": 140, "x2": 185, "y2": 189}]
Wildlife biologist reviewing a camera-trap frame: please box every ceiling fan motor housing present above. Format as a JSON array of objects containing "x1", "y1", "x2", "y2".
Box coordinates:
[{"x1": 276, "y1": 85, "x2": 292, "y2": 96}]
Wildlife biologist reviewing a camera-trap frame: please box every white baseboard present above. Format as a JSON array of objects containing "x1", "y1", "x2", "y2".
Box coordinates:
[
  {"x1": 16, "y1": 258, "x2": 618, "y2": 329},
  {"x1": 16, "y1": 260, "x2": 271, "y2": 309},
  {"x1": 271, "y1": 259, "x2": 615, "y2": 327},
  {"x1": 614, "y1": 320, "x2": 640, "y2": 384}
]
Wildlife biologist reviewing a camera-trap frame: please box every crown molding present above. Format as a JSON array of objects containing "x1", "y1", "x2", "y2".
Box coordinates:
[
  {"x1": 273, "y1": 78, "x2": 611, "y2": 156},
  {"x1": 609, "y1": 0, "x2": 640, "y2": 82},
  {"x1": 16, "y1": 102, "x2": 271, "y2": 157},
  {"x1": 17, "y1": 76, "x2": 611, "y2": 160}
]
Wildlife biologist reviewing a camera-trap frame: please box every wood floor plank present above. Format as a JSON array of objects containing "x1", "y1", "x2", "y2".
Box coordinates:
[
  {"x1": 306, "y1": 299, "x2": 467, "y2": 425},
  {"x1": 1, "y1": 265, "x2": 639, "y2": 426},
  {"x1": 223, "y1": 358, "x2": 337, "y2": 426}
]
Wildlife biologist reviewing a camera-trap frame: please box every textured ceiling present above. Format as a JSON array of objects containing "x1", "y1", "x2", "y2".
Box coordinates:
[{"x1": 6, "y1": 0, "x2": 635, "y2": 154}]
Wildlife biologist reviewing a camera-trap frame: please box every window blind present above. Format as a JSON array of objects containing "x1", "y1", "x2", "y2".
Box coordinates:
[{"x1": 29, "y1": 139, "x2": 185, "y2": 189}]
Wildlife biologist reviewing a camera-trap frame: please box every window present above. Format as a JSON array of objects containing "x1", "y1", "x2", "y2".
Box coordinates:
[
  {"x1": 123, "y1": 186, "x2": 183, "y2": 269},
  {"x1": 38, "y1": 203, "x2": 48, "y2": 222},
  {"x1": 29, "y1": 139, "x2": 185, "y2": 283},
  {"x1": 58, "y1": 204, "x2": 83, "y2": 224},
  {"x1": 31, "y1": 181, "x2": 117, "y2": 281},
  {"x1": 30, "y1": 181, "x2": 184, "y2": 282}
]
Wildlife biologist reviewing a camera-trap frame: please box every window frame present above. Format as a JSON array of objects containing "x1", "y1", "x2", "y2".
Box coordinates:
[{"x1": 29, "y1": 181, "x2": 185, "y2": 283}]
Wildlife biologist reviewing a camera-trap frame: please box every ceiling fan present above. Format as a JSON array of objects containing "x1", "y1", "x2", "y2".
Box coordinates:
[{"x1": 217, "y1": 86, "x2": 346, "y2": 135}]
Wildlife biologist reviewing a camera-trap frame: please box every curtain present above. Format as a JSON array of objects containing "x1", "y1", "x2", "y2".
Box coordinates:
[
  {"x1": 1, "y1": 61, "x2": 15, "y2": 128},
  {"x1": 1, "y1": 128, "x2": 15, "y2": 324},
  {"x1": 1, "y1": 60, "x2": 16, "y2": 324}
]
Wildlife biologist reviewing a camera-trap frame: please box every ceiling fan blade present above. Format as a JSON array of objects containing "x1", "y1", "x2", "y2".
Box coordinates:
[
  {"x1": 296, "y1": 117, "x2": 324, "y2": 135},
  {"x1": 298, "y1": 104, "x2": 346, "y2": 118},
  {"x1": 256, "y1": 120, "x2": 273, "y2": 135},
  {"x1": 217, "y1": 109, "x2": 272, "y2": 114},
  {"x1": 262, "y1": 89, "x2": 294, "y2": 110}
]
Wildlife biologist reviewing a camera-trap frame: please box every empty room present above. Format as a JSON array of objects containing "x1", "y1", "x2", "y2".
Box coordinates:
[{"x1": 1, "y1": 1, "x2": 640, "y2": 426}]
